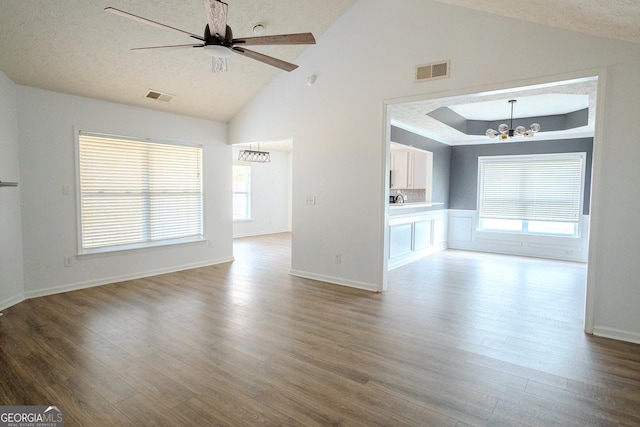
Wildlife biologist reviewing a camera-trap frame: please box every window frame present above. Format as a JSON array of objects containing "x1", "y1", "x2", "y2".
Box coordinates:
[
  {"x1": 232, "y1": 163, "x2": 252, "y2": 222},
  {"x1": 75, "y1": 130, "x2": 205, "y2": 255},
  {"x1": 477, "y1": 152, "x2": 587, "y2": 238}
]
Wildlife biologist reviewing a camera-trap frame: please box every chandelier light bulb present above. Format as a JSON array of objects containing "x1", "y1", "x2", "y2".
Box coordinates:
[{"x1": 486, "y1": 129, "x2": 498, "y2": 138}]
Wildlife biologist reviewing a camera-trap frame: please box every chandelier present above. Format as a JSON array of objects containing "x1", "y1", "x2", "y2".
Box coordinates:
[
  {"x1": 238, "y1": 145, "x2": 271, "y2": 163},
  {"x1": 485, "y1": 99, "x2": 540, "y2": 140}
]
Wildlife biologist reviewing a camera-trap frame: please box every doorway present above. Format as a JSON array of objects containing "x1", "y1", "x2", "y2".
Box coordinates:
[{"x1": 382, "y1": 71, "x2": 605, "y2": 334}]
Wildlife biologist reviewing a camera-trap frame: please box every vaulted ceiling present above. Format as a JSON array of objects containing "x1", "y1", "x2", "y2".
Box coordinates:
[{"x1": 1, "y1": 0, "x2": 639, "y2": 128}]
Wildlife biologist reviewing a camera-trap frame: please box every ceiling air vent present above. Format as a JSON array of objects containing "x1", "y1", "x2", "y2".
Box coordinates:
[
  {"x1": 415, "y1": 60, "x2": 450, "y2": 82},
  {"x1": 145, "y1": 89, "x2": 174, "y2": 103}
]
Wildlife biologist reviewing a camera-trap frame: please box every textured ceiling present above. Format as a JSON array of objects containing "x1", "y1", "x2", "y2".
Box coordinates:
[
  {"x1": 0, "y1": 0, "x2": 357, "y2": 122},
  {"x1": 1, "y1": 0, "x2": 639, "y2": 128},
  {"x1": 431, "y1": 0, "x2": 640, "y2": 45}
]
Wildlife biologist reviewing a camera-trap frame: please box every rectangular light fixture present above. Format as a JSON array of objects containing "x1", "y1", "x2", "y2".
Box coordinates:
[{"x1": 238, "y1": 149, "x2": 271, "y2": 163}]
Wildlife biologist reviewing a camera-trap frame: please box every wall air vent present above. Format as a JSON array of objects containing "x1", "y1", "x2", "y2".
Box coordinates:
[
  {"x1": 145, "y1": 90, "x2": 175, "y2": 103},
  {"x1": 415, "y1": 60, "x2": 450, "y2": 82}
]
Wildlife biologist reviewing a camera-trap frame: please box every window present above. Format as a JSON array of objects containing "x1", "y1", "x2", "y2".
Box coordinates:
[
  {"x1": 478, "y1": 153, "x2": 586, "y2": 237},
  {"x1": 77, "y1": 131, "x2": 203, "y2": 253},
  {"x1": 233, "y1": 164, "x2": 251, "y2": 221}
]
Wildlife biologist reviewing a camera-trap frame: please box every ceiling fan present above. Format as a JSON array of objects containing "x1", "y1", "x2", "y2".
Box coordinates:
[{"x1": 105, "y1": 0, "x2": 316, "y2": 72}]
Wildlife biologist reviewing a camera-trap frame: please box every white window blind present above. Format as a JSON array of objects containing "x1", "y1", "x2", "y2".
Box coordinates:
[
  {"x1": 78, "y1": 132, "x2": 203, "y2": 251},
  {"x1": 478, "y1": 153, "x2": 585, "y2": 223}
]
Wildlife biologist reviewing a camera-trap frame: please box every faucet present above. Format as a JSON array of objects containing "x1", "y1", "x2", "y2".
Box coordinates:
[{"x1": 394, "y1": 191, "x2": 406, "y2": 204}]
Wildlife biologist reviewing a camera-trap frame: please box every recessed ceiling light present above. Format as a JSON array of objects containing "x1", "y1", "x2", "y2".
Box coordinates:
[{"x1": 253, "y1": 24, "x2": 265, "y2": 35}]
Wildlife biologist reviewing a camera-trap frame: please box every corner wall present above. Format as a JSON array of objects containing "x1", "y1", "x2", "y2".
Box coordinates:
[{"x1": 0, "y1": 72, "x2": 24, "y2": 310}]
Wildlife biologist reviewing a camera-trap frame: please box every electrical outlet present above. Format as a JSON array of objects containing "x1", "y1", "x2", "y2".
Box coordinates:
[
  {"x1": 335, "y1": 254, "x2": 342, "y2": 264},
  {"x1": 62, "y1": 185, "x2": 70, "y2": 195},
  {"x1": 64, "y1": 256, "x2": 72, "y2": 267}
]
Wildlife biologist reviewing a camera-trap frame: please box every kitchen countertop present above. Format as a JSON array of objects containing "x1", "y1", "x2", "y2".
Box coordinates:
[{"x1": 389, "y1": 201, "x2": 444, "y2": 211}]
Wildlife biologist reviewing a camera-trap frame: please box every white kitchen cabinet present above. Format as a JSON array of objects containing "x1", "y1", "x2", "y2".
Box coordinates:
[
  {"x1": 390, "y1": 147, "x2": 432, "y2": 191},
  {"x1": 411, "y1": 150, "x2": 428, "y2": 189},
  {"x1": 390, "y1": 150, "x2": 410, "y2": 189}
]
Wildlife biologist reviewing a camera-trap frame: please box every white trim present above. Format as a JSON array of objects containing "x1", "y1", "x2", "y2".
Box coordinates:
[
  {"x1": 380, "y1": 111, "x2": 392, "y2": 291},
  {"x1": 584, "y1": 68, "x2": 607, "y2": 335},
  {"x1": 233, "y1": 228, "x2": 291, "y2": 239},
  {"x1": 0, "y1": 294, "x2": 26, "y2": 312},
  {"x1": 593, "y1": 326, "x2": 640, "y2": 345},
  {"x1": 78, "y1": 236, "x2": 206, "y2": 258},
  {"x1": 289, "y1": 269, "x2": 379, "y2": 293}
]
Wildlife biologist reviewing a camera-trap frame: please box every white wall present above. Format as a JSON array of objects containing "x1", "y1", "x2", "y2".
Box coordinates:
[
  {"x1": 232, "y1": 147, "x2": 292, "y2": 238},
  {"x1": 17, "y1": 86, "x2": 232, "y2": 298},
  {"x1": 0, "y1": 72, "x2": 24, "y2": 310},
  {"x1": 229, "y1": 0, "x2": 640, "y2": 342}
]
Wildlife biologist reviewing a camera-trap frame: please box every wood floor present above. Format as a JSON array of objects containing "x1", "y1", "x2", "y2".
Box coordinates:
[{"x1": 1, "y1": 233, "x2": 639, "y2": 426}]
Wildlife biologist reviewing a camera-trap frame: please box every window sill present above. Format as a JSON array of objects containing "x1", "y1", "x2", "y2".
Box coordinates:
[
  {"x1": 476, "y1": 229, "x2": 581, "y2": 239},
  {"x1": 78, "y1": 236, "x2": 206, "y2": 258}
]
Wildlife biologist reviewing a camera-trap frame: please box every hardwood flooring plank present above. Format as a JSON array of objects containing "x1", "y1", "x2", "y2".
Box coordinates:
[{"x1": 114, "y1": 393, "x2": 212, "y2": 426}]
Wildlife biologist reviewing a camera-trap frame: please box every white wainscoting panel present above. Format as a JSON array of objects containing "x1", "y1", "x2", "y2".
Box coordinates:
[
  {"x1": 448, "y1": 210, "x2": 590, "y2": 262},
  {"x1": 388, "y1": 210, "x2": 448, "y2": 270}
]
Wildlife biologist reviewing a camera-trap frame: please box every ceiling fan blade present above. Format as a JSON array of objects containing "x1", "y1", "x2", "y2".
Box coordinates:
[
  {"x1": 212, "y1": 57, "x2": 227, "y2": 73},
  {"x1": 232, "y1": 33, "x2": 316, "y2": 46},
  {"x1": 203, "y1": 0, "x2": 228, "y2": 36},
  {"x1": 232, "y1": 47, "x2": 298, "y2": 72},
  {"x1": 131, "y1": 44, "x2": 204, "y2": 51},
  {"x1": 105, "y1": 7, "x2": 204, "y2": 41}
]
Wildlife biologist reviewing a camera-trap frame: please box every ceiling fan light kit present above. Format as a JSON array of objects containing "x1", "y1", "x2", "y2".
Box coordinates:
[
  {"x1": 204, "y1": 44, "x2": 232, "y2": 58},
  {"x1": 105, "y1": 0, "x2": 316, "y2": 72},
  {"x1": 485, "y1": 99, "x2": 540, "y2": 140}
]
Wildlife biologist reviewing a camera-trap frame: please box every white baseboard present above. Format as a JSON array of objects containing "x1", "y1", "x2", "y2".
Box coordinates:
[
  {"x1": 289, "y1": 269, "x2": 380, "y2": 293},
  {"x1": 592, "y1": 326, "x2": 640, "y2": 345},
  {"x1": 233, "y1": 228, "x2": 291, "y2": 239},
  {"x1": 0, "y1": 293, "x2": 26, "y2": 312},
  {"x1": 22, "y1": 256, "x2": 234, "y2": 301}
]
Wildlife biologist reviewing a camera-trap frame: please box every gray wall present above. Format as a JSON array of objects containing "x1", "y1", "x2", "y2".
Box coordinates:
[
  {"x1": 390, "y1": 126, "x2": 451, "y2": 209},
  {"x1": 449, "y1": 138, "x2": 593, "y2": 214}
]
